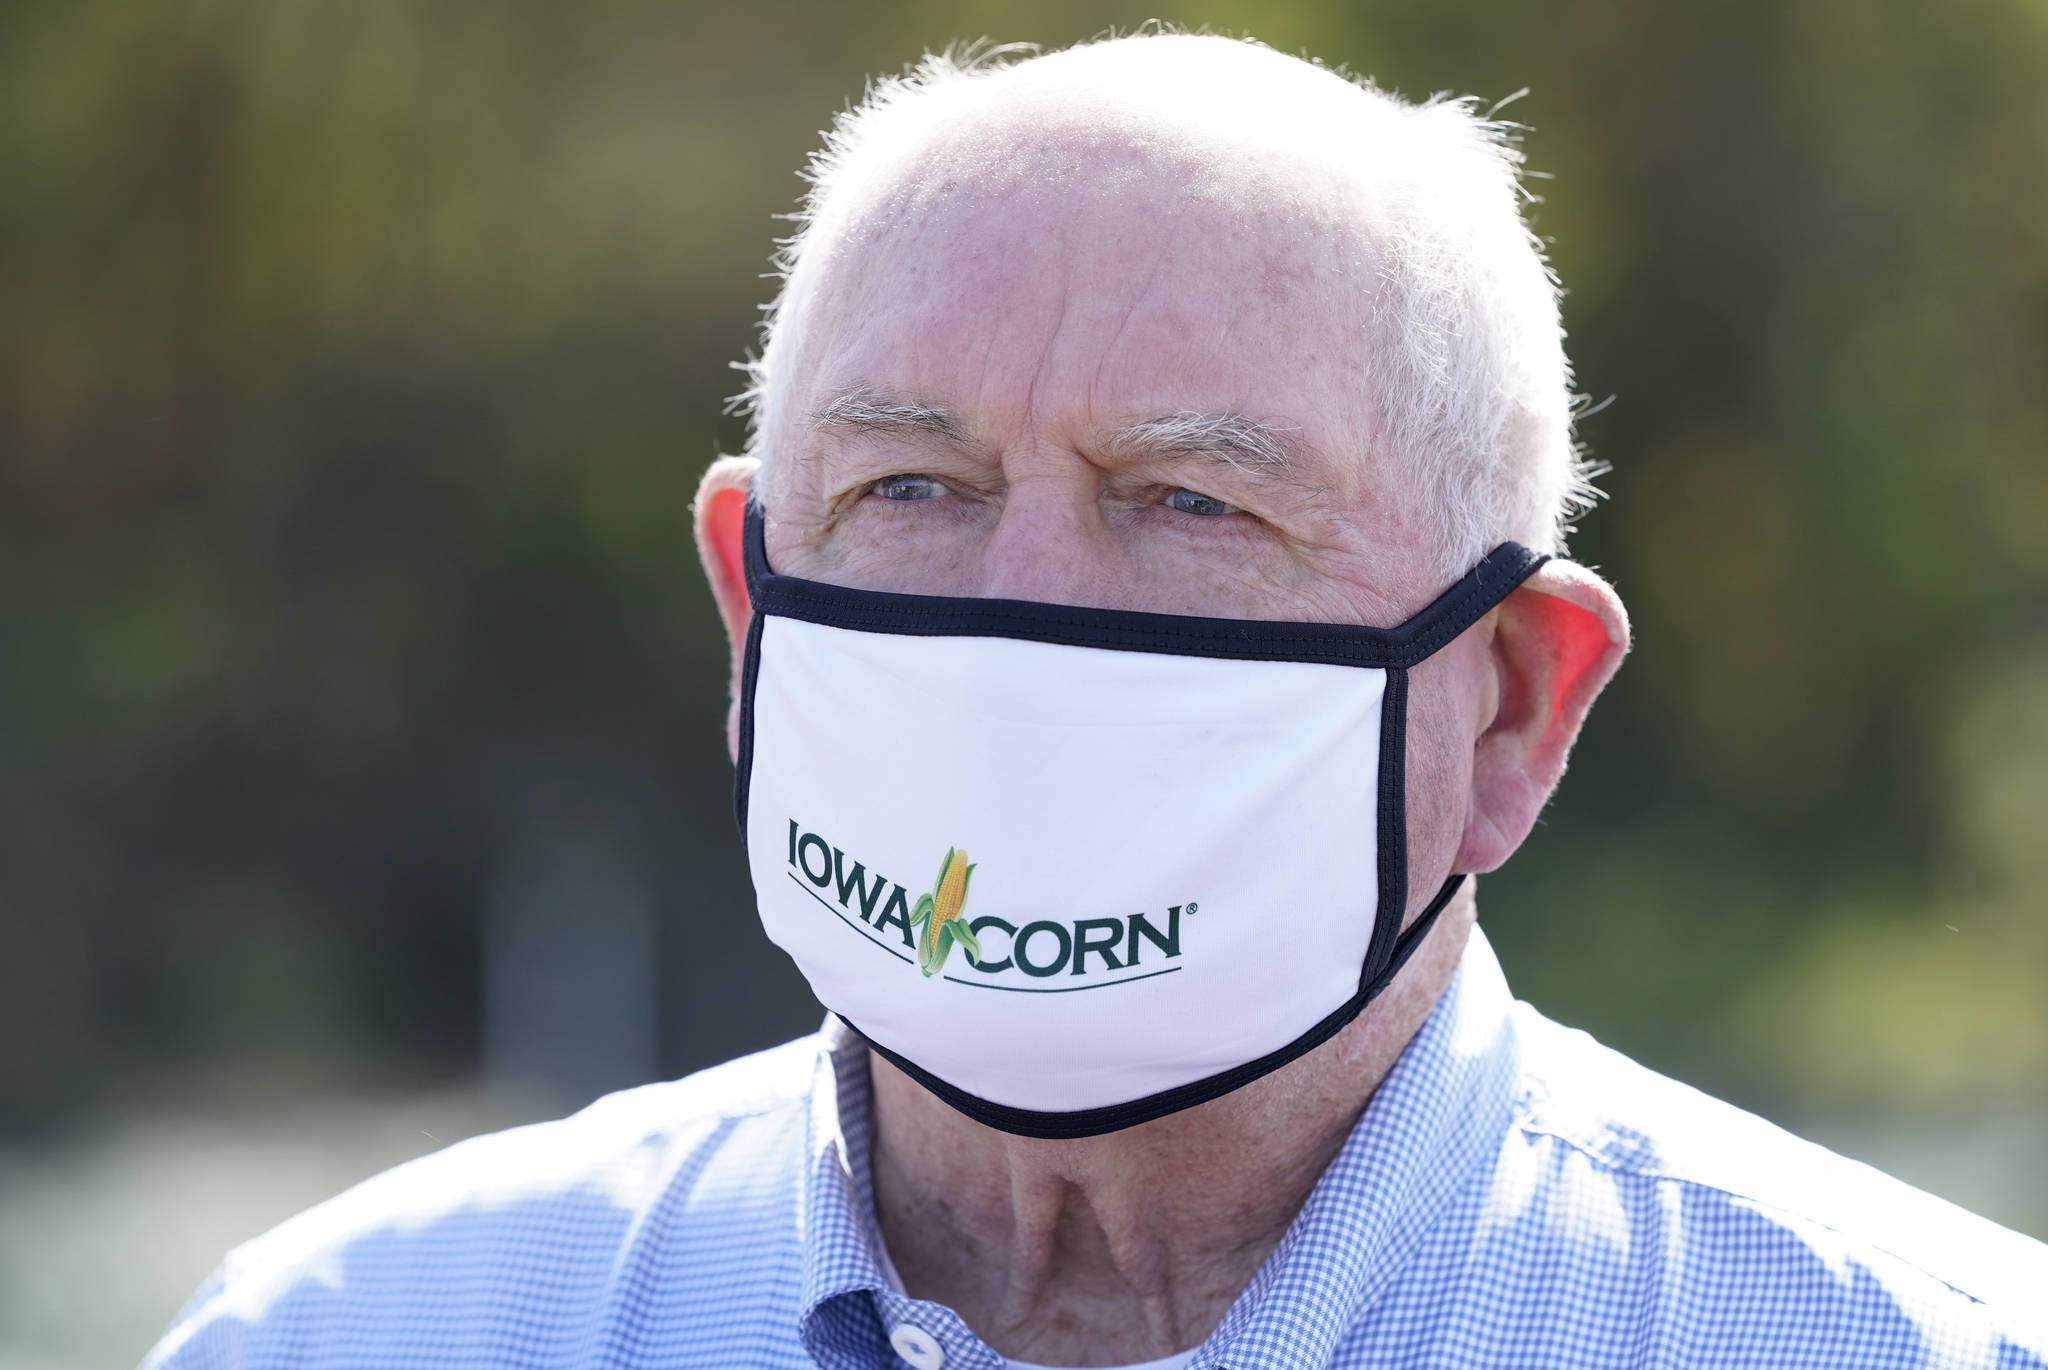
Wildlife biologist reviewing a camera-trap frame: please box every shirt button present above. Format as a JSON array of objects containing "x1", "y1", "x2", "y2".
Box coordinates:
[{"x1": 888, "y1": 1322, "x2": 945, "y2": 1370}]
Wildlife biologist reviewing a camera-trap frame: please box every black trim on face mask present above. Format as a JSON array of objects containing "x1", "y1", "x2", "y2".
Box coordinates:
[
  {"x1": 844, "y1": 873, "x2": 1468, "y2": 1140},
  {"x1": 740, "y1": 504, "x2": 1544, "y2": 671},
  {"x1": 731, "y1": 608, "x2": 766, "y2": 835},
  {"x1": 1366, "y1": 666, "x2": 1411, "y2": 991}
]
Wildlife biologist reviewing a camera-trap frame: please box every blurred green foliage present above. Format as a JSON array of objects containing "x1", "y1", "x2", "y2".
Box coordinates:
[{"x1": 1, "y1": 0, "x2": 2043, "y2": 1216}]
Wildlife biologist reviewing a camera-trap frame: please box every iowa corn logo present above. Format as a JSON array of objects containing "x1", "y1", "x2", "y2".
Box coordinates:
[
  {"x1": 789, "y1": 822, "x2": 1191, "y2": 986},
  {"x1": 911, "y1": 847, "x2": 982, "y2": 977}
]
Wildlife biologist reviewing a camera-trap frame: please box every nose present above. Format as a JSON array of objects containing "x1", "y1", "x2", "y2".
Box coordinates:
[{"x1": 975, "y1": 457, "x2": 1125, "y2": 609}]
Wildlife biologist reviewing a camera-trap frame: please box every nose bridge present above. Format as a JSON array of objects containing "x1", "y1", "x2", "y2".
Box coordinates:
[{"x1": 976, "y1": 438, "x2": 1118, "y2": 605}]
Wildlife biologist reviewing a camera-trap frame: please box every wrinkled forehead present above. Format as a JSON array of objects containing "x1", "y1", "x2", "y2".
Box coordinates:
[
  {"x1": 778, "y1": 103, "x2": 1398, "y2": 496},
  {"x1": 827, "y1": 114, "x2": 1367, "y2": 303}
]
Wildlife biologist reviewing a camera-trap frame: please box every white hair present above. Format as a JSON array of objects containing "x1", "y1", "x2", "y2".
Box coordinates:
[{"x1": 730, "y1": 32, "x2": 1605, "y2": 575}]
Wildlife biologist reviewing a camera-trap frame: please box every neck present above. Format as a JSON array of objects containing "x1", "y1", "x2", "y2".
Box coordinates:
[{"x1": 868, "y1": 893, "x2": 1476, "y2": 1367}]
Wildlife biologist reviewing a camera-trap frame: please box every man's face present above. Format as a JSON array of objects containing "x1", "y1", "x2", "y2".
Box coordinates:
[{"x1": 749, "y1": 123, "x2": 1501, "y2": 911}]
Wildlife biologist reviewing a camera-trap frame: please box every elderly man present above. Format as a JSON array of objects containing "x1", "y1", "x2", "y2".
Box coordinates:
[{"x1": 146, "y1": 32, "x2": 2044, "y2": 1370}]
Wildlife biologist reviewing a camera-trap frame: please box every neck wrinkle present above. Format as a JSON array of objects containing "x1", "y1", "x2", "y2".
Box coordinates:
[{"x1": 981, "y1": 1175, "x2": 1191, "y2": 1356}]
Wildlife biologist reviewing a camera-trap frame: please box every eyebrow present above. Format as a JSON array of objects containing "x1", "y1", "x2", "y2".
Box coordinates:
[
  {"x1": 809, "y1": 385, "x2": 1302, "y2": 481},
  {"x1": 1103, "y1": 410, "x2": 1300, "y2": 478},
  {"x1": 809, "y1": 386, "x2": 971, "y2": 450}
]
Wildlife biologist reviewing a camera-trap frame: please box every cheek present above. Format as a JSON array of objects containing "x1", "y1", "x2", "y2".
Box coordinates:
[{"x1": 1396, "y1": 645, "x2": 1484, "y2": 897}]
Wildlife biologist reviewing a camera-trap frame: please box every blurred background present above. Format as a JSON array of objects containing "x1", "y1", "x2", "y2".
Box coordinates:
[{"x1": 2, "y1": 0, "x2": 2044, "y2": 1364}]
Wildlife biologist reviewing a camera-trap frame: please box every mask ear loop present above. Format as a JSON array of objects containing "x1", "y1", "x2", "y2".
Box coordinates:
[
  {"x1": 1359, "y1": 873, "x2": 1466, "y2": 1004},
  {"x1": 1358, "y1": 662, "x2": 1466, "y2": 997},
  {"x1": 1357, "y1": 542, "x2": 1550, "y2": 1000},
  {"x1": 731, "y1": 501, "x2": 772, "y2": 834},
  {"x1": 1359, "y1": 663, "x2": 1466, "y2": 1001},
  {"x1": 1362, "y1": 664, "x2": 1414, "y2": 986}
]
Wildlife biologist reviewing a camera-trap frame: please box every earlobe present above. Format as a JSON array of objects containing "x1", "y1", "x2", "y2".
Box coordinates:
[
  {"x1": 1455, "y1": 561, "x2": 1630, "y2": 874},
  {"x1": 692, "y1": 455, "x2": 759, "y2": 657}
]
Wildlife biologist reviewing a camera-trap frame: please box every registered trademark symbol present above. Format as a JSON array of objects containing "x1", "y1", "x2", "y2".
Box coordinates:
[{"x1": 1186, "y1": 902, "x2": 1198, "y2": 915}]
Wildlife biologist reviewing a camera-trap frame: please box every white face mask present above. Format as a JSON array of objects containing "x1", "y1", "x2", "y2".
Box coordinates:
[{"x1": 736, "y1": 506, "x2": 1544, "y2": 1138}]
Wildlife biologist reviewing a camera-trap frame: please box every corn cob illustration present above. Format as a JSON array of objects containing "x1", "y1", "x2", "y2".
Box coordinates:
[{"x1": 910, "y1": 846, "x2": 982, "y2": 977}]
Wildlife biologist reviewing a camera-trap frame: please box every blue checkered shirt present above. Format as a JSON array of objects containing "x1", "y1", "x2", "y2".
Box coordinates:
[{"x1": 143, "y1": 929, "x2": 2048, "y2": 1369}]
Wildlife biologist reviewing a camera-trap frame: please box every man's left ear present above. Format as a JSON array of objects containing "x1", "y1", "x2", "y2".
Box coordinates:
[{"x1": 1455, "y1": 560, "x2": 1631, "y2": 874}]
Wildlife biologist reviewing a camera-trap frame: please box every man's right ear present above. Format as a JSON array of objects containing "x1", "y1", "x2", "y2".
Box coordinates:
[{"x1": 693, "y1": 455, "x2": 758, "y2": 660}]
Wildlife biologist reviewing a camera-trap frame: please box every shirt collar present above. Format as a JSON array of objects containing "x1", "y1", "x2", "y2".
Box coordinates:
[
  {"x1": 1200, "y1": 927, "x2": 1521, "y2": 1369},
  {"x1": 799, "y1": 1015, "x2": 1009, "y2": 1370},
  {"x1": 796, "y1": 928, "x2": 1521, "y2": 1370}
]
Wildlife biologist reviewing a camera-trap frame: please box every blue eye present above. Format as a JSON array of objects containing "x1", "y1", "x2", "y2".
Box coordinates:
[
  {"x1": 1164, "y1": 488, "x2": 1238, "y2": 517},
  {"x1": 874, "y1": 474, "x2": 948, "y2": 501}
]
